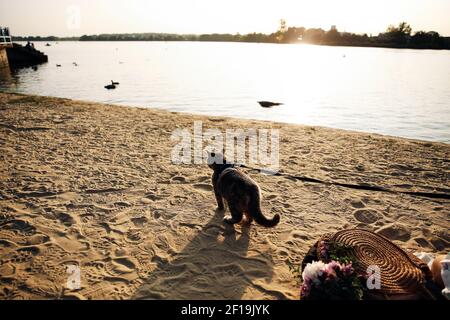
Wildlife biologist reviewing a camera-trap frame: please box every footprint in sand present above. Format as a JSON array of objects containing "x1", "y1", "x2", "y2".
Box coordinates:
[
  {"x1": 53, "y1": 233, "x2": 89, "y2": 252},
  {"x1": 414, "y1": 237, "x2": 432, "y2": 248},
  {"x1": 142, "y1": 192, "x2": 162, "y2": 202},
  {"x1": 377, "y1": 224, "x2": 411, "y2": 242},
  {"x1": 125, "y1": 230, "x2": 142, "y2": 243},
  {"x1": 2, "y1": 246, "x2": 40, "y2": 265},
  {"x1": 430, "y1": 236, "x2": 447, "y2": 251},
  {"x1": 1, "y1": 217, "x2": 36, "y2": 236},
  {"x1": 350, "y1": 200, "x2": 365, "y2": 209},
  {"x1": 282, "y1": 202, "x2": 292, "y2": 209},
  {"x1": 115, "y1": 201, "x2": 131, "y2": 208},
  {"x1": 111, "y1": 257, "x2": 137, "y2": 274},
  {"x1": 102, "y1": 255, "x2": 139, "y2": 285},
  {"x1": 0, "y1": 239, "x2": 17, "y2": 248},
  {"x1": 153, "y1": 210, "x2": 162, "y2": 220},
  {"x1": 26, "y1": 234, "x2": 50, "y2": 245},
  {"x1": 155, "y1": 209, "x2": 177, "y2": 220},
  {"x1": 110, "y1": 284, "x2": 134, "y2": 299},
  {"x1": 131, "y1": 216, "x2": 148, "y2": 228},
  {"x1": 290, "y1": 231, "x2": 309, "y2": 241},
  {"x1": 55, "y1": 212, "x2": 75, "y2": 226},
  {"x1": 353, "y1": 209, "x2": 381, "y2": 224},
  {"x1": 266, "y1": 194, "x2": 278, "y2": 201},
  {"x1": 84, "y1": 261, "x2": 106, "y2": 284},
  {"x1": 193, "y1": 183, "x2": 213, "y2": 192},
  {"x1": 195, "y1": 175, "x2": 211, "y2": 183},
  {"x1": 17, "y1": 246, "x2": 40, "y2": 256},
  {"x1": 170, "y1": 176, "x2": 187, "y2": 184}
]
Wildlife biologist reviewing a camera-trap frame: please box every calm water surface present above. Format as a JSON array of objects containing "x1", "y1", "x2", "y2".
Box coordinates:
[{"x1": 1, "y1": 41, "x2": 449, "y2": 143}]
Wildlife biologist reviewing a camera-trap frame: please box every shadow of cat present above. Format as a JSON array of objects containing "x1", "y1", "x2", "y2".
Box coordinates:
[{"x1": 133, "y1": 208, "x2": 275, "y2": 299}]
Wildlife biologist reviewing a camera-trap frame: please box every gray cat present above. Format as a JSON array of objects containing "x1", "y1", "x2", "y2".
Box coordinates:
[{"x1": 207, "y1": 153, "x2": 280, "y2": 228}]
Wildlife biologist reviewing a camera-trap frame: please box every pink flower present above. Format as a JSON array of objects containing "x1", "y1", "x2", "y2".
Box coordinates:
[
  {"x1": 342, "y1": 262, "x2": 354, "y2": 276},
  {"x1": 300, "y1": 259, "x2": 361, "y2": 299},
  {"x1": 326, "y1": 261, "x2": 341, "y2": 273},
  {"x1": 300, "y1": 279, "x2": 312, "y2": 298}
]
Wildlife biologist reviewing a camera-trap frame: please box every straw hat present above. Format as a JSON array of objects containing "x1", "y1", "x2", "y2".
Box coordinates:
[{"x1": 302, "y1": 229, "x2": 435, "y2": 299}]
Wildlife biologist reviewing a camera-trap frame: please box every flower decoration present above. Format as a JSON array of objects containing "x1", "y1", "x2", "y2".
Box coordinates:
[
  {"x1": 300, "y1": 240, "x2": 364, "y2": 300},
  {"x1": 300, "y1": 260, "x2": 363, "y2": 300}
]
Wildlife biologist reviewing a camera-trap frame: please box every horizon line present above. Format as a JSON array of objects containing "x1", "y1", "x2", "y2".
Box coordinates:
[{"x1": 9, "y1": 24, "x2": 450, "y2": 39}]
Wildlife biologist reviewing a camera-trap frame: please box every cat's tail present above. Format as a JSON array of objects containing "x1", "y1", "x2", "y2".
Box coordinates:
[{"x1": 249, "y1": 196, "x2": 280, "y2": 228}]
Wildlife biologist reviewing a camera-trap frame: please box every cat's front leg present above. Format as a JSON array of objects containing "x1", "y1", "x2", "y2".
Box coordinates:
[{"x1": 214, "y1": 185, "x2": 224, "y2": 210}]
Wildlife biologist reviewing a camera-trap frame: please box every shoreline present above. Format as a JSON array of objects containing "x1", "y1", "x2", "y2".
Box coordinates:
[
  {"x1": 0, "y1": 92, "x2": 448, "y2": 299},
  {"x1": 3, "y1": 91, "x2": 449, "y2": 145},
  {"x1": 11, "y1": 39, "x2": 450, "y2": 51}
]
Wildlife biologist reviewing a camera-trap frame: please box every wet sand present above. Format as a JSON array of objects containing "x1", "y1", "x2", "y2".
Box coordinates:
[{"x1": 0, "y1": 92, "x2": 448, "y2": 299}]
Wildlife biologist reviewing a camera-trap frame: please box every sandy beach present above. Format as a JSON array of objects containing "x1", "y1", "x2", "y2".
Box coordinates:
[{"x1": 0, "y1": 92, "x2": 448, "y2": 300}]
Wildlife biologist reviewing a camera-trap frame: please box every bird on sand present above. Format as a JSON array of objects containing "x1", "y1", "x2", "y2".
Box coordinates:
[{"x1": 257, "y1": 101, "x2": 283, "y2": 108}]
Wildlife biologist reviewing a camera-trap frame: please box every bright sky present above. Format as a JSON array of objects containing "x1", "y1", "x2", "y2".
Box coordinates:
[{"x1": 1, "y1": 0, "x2": 450, "y2": 37}]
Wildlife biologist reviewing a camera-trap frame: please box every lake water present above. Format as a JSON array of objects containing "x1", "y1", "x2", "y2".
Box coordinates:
[{"x1": 1, "y1": 41, "x2": 449, "y2": 143}]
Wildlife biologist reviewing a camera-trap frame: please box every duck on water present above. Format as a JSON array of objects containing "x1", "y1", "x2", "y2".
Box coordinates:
[
  {"x1": 258, "y1": 101, "x2": 283, "y2": 108},
  {"x1": 105, "y1": 80, "x2": 120, "y2": 90}
]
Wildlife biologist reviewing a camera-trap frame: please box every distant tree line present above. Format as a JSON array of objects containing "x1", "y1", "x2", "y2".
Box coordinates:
[
  {"x1": 13, "y1": 35, "x2": 79, "y2": 41},
  {"x1": 272, "y1": 22, "x2": 450, "y2": 49},
  {"x1": 79, "y1": 33, "x2": 198, "y2": 42},
  {"x1": 14, "y1": 22, "x2": 450, "y2": 49}
]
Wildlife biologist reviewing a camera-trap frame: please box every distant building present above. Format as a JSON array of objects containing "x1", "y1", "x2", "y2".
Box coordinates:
[
  {"x1": 279, "y1": 19, "x2": 287, "y2": 33},
  {"x1": 0, "y1": 27, "x2": 48, "y2": 69},
  {"x1": 330, "y1": 25, "x2": 337, "y2": 31},
  {"x1": 0, "y1": 26, "x2": 13, "y2": 69},
  {"x1": 0, "y1": 26, "x2": 12, "y2": 46}
]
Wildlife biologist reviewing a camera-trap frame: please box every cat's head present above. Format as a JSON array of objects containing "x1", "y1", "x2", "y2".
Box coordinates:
[{"x1": 206, "y1": 152, "x2": 226, "y2": 170}]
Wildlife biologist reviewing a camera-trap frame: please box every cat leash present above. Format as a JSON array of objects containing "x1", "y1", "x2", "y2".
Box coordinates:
[{"x1": 236, "y1": 163, "x2": 450, "y2": 201}]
